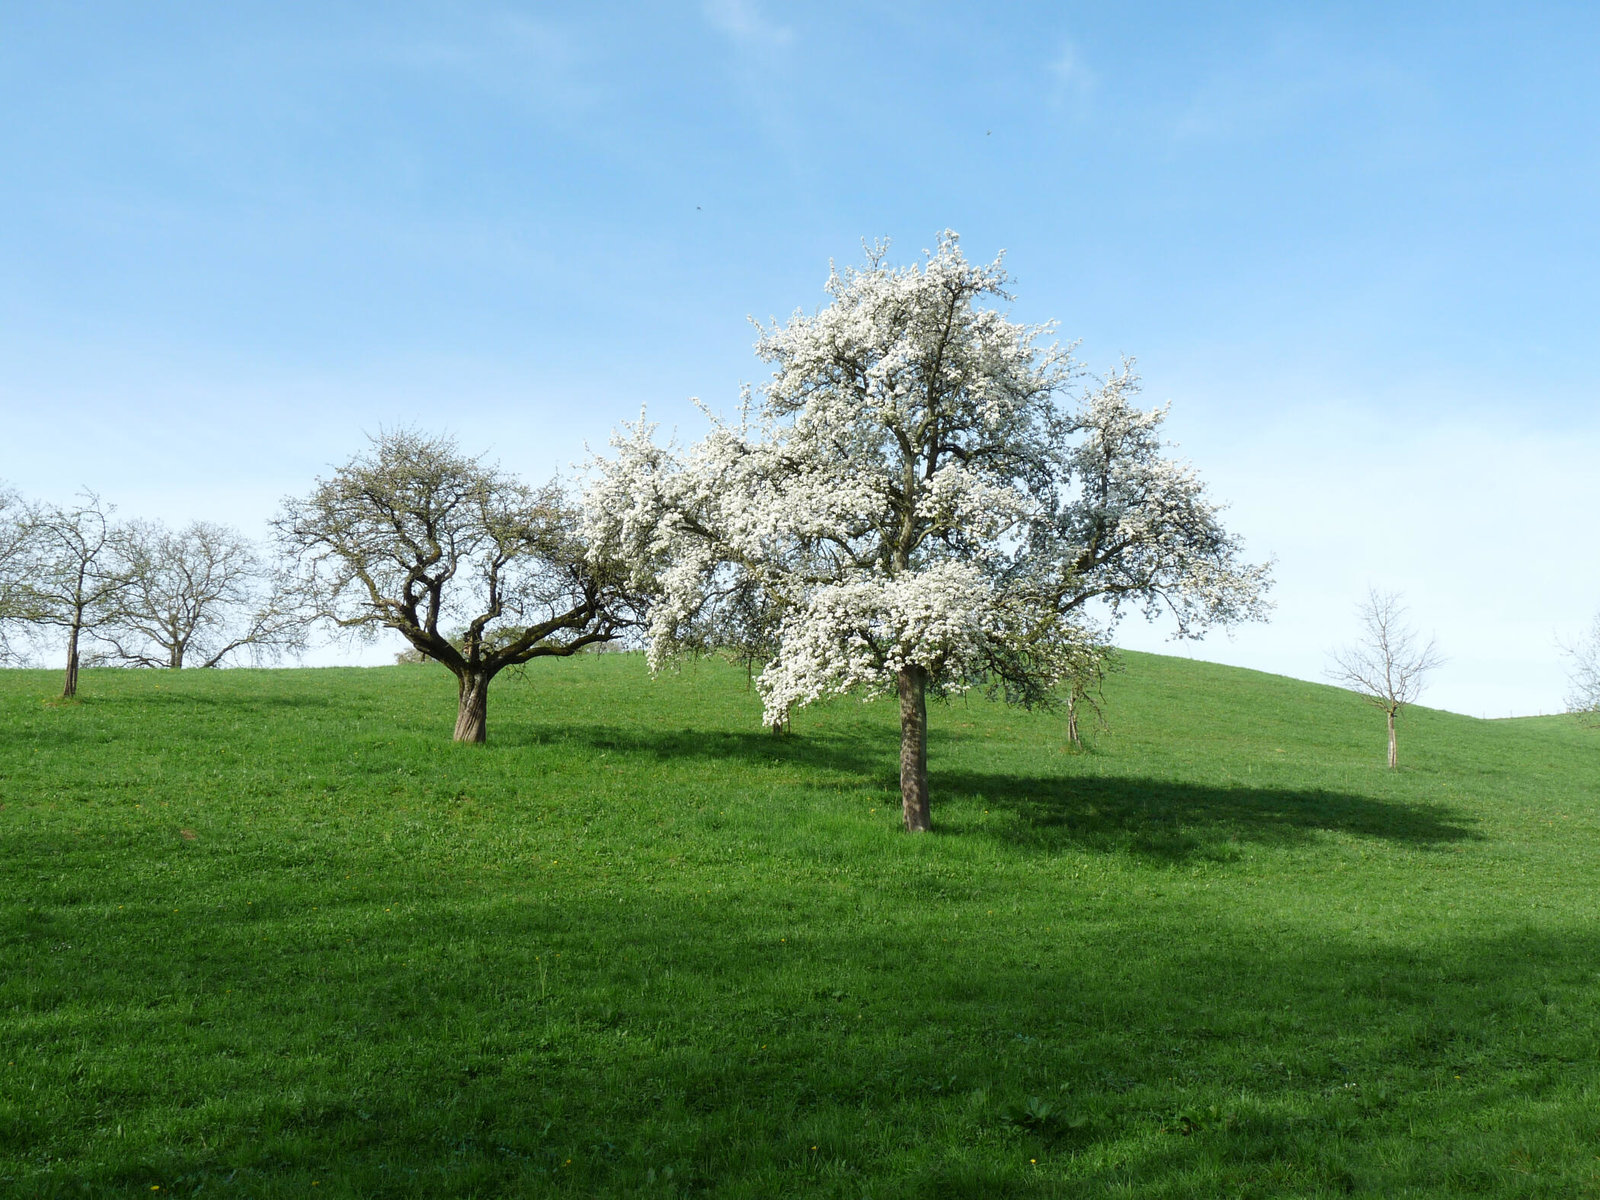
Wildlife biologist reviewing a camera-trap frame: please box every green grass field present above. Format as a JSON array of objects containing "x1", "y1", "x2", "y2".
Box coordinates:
[{"x1": 3, "y1": 652, "x2": 1599, "y2": 1197}]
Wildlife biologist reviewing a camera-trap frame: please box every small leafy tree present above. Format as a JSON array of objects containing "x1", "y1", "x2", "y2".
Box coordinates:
[
  {"x1": 590, "y1": 232, "x2": 1271, "y2": 829},
  {"x1": 1328, "y1": 589, "x2": 1443, "y2": 768},
  {"x1": 277, "y1": 429, "x2": 639, "y2": 743},
  {"x1": 95, "y1": 519, "x2": 307, "y2": 669}
]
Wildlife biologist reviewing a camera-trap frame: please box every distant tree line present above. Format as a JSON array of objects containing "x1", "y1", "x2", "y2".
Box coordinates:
[{"x1": 0, "y1": 487, "x2": 308, "y2": 696}]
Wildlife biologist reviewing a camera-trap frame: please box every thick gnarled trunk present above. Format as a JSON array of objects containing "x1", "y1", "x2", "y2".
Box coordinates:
[
  {"x1": 898, "y1": 664, "x2": 931, "y2": 832},
  {"x1": 454, "y1": 670, "x2": 491, "y2": 744}
]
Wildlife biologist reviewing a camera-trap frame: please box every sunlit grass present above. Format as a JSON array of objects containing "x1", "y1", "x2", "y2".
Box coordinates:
[{"x1": 3, "y1": 652, "x2": 1598, "y2": 1197}]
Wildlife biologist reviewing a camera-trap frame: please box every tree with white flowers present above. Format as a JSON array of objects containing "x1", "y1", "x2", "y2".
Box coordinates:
[{"x1": 588, "y1": 232, "x2": 1271, "y2": 830}]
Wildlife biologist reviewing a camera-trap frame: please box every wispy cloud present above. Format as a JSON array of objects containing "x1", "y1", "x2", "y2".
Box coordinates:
[
  {"x1": 1049, "y1": 39, "x2": 1096, "y2": 94},
  {"x1": 1169, "y1": 34, "x2": 1413, "y2": 144},
  {"x1": 702, "y1": 0, "x2": 793, "y2": 47}
]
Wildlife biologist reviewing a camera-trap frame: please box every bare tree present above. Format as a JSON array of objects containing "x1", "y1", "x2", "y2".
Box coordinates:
[
  {"x1": 14, "y1": 491, "x2": 130, "y2": 697},
  {"x1": 94, "y1": 519, "x2": 308, "y2": 669},
  {"x1": 0, "y1": 484, "x2": 36, "y2": 662},
  {"x1": 1328, "y1": 589, "x2": 1444, "y2": 769},
  {"x1": 1561, "y1": 611, "x2": 1600, "y2": 719},
  {"x1": 276, "y1": 429, "x2": 641, "y2": 743},
  {"x1": 1062, "y1": 642, "x2": 1117, "y2": 749}
]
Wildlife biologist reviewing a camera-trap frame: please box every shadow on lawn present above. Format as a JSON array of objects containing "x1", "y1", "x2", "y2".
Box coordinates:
[
  {"x1": 6, "y1": 852, "x2": 1594, "y2": 1197},
  {"x1": 939, "y1": 770, "x2": 1481, "y2": 859},
  {"x1": 536, "y1": 723, "x2": 1481, "y2": 859}
]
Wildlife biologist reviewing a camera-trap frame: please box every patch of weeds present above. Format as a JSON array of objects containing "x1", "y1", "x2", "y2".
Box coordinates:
[{"x1": 1001, "y1": 1094, "x2": 1093, "y2": 1141}]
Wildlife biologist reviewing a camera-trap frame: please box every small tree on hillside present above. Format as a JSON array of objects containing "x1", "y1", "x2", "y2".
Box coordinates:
[
  {"x1": 1561, "y1": 611, "x2": 1600, "y2": 719},
  {"x1": 1062, "y1": 641, "x2": 1117, "y2": 749},
  {"x1": 14, "y1": 491, "x2": 130, "y2": 697},
  {"x1": 589, "y1": 232, "x2": 1271, "y2": 830},
  {"x1": 95, "y1": 519, "x2": 308, "y2": 669},
  {"x1": 0, "y1": 484, "x2": 36, "y2": 662},
  {"x1": 1328, "y1": 588, "x2": 1443, "y2": 769},
  {"x1": 277, "y1": 429, "x2": 640, "y2": 743}
]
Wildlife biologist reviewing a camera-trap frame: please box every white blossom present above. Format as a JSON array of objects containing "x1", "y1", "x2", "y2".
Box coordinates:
[{"x1": 585, "y1": 232, "x2": 1271, "y2": 824}]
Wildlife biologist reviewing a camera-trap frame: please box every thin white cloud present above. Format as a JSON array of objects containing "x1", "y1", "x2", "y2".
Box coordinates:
[
  {"x1": 702, "y1": 0, "x2": 793, "y2": 46},
  {"x1": 1170, "y1": 34, "x2": 1413, "y2": 143},
  {"x1": 1049, "y1": 39, "x2": 1096, "y2": 93}
]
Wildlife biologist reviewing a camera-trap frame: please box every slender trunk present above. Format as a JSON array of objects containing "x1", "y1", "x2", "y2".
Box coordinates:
[
  {"x1": 898, "y1": 664, "x2": 931, "y2": 832},
  {"x1": 63, "y1": 622, "x2": 80, "y2": 699},
  {"x1": 454, "y1": 670, "x2": 491, "y2": 744},
  {"x1": 1386, "y1": 709, "x2": 1398, "y2": 770},
  {"x1": 1066, "y1": 694, "x2": 1081, "y2": 747},
  {"x1": 769, "y1": 702, "x2": 791, "y2": 737}
]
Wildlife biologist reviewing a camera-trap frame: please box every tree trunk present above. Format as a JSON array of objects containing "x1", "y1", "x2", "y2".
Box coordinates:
[
  {"x1": 898, "y1": 664, "x2": 931, "y2": 832},
  {"x1": 454, "y1": 670, "x2": 491, "y2": 744},
  {"x1": 1066, "y1": 694, "x2": 1080, "y2": 747},
  {"x1": 62, "y1": 622, "x2": 80, "y2": 699},
  {"x1": 1386, "y1": 709, "x2": 1397, "y2": 770}
]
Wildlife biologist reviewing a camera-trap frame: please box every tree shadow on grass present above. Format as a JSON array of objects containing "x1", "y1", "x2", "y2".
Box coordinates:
[
  {"x1": 936, "y1": 770, "x2": 1482, "y2": 860},
  {"x1": 506, "y1": 721, "x2": 889, "y2": 778},
  {"x1": 517, "y1": 723, "x2": 1482, "y2": 861},
  {"x1": 6, "y1": 838, "x2": 1595, "y2": 1197}
]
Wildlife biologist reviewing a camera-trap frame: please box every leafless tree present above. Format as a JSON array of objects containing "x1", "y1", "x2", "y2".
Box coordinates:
[
  {"x1": 0, "y1": 484, "x2": 36, "y2": 662},
  {"x1": 94, "y1": 519, "x2": 308, "y2": 669},
  {"x1": 1561, "y1": 611, "x2": 1600, "y2": 719},
  {"x1": 13, "y1": 491, "x2": 130, "y2": 697},
  {"x1": 1062, "y1": 642, "x2": 1118, "y2": 749},
  {"x1": 276, "y1": 429, "x2": 642, "y2": 743},
  {"x1": 1328, "y1": 589, "x2": 1444, "y2": 769}
]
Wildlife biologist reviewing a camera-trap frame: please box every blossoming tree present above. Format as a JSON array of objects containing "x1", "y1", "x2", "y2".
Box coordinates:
[{"x1": 589, "y1": 233, "x2": 1270, "y2": 830}]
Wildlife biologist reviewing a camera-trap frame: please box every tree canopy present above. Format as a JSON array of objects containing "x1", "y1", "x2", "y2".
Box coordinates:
[
  {"x1": 11, "y1": 491, "x2": 129, "y2": 697},
  {"x1": 1565, "y1": 611, "x2": 1600, "y2": 718},
  {"x1": 95, "y1": 519, "x2": 306, "y2": 669},
  {"x1": 1327, "y1": 588, "x2": 1444, "y2": 769},
  {"x1": 278, "y1": 429, "x2": 640, "y2": 742},
  {"x1": 590, "y1": 232, "x2": 1271, "y2": 829}
]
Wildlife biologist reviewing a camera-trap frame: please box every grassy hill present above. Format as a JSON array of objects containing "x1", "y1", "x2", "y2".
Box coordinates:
[{"x1": 2, "y1": 652, "x2": 1598, "y2": 1197}]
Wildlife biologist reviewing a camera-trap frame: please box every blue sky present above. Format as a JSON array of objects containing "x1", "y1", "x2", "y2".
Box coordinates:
[{"x1": 2, "y1": 2, "x2": 1596, "y2": 715}]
